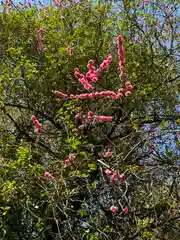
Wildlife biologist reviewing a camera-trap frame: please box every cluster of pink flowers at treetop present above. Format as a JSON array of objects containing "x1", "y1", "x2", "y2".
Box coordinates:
[
  {"x1": 74, "y1": 68, "x2": 94, "y2": 90},
  {"x1": 105, "y1": 169, "x2": 125, "y2": 184},
  {"x1": 54, "y1": 86, "x2": 133, "y2": 100},
  {"x1": 74, "y1": 55, "x2": 112, "y2": 90},
  {"x1": 36, "y1": 27, "x2": 45, "y2": 52},
  {"x1": 54, "y1": 34, "x2": 133, "y2": 99},
  {"x1": 75, "y1": 111, "x2": 113, "y2": 129},
  {"x1": 117, "y1": 35, "x2": 134, "y2": 95},
  {"x1": 110, "y1": 206, "x2": 129, "y2": 215},
  {"x1": 31, "y1": 115, "x2": 42, "y2": 133}
]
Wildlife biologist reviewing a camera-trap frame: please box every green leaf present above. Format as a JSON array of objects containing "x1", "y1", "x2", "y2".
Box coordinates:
[{"x1": 88, "y1": 164, "x2": 97, "y2": 171}]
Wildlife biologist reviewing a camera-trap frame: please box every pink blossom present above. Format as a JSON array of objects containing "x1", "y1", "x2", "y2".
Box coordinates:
[
  {"x1": 85, "y1": 55, "x2": 112, "y2": 82},
  {"x1": 104, "y1": 169, "x2": 112, "y2": 175},
  {"x1": 64, "y1": 154, "x2": 75, "y2": 165},
  {"x1": 31, "y1": 115, "x2": 36, "y2": 121},
  {"x1": 118, "y1": 174, "x2": 125, "y2": 181},
  {"x1": 99, "y1": 55, "x2": 112, "y2": 70},
  {"x1": 86, "y1": 60, "x2": 97, "y2": 82},
  {"x1": 31, "y1": 115, "x2": 41, "y2": 133},
  {"x1": 94, "y1": 92, "x2": 101, "y2": 98},
  {"x1": 85, "y1": 72, "x2": 93, "y2": 81},
  {"x1": 75, "y1": 113, "x2": 81, "y2": 120},
  {"x1": 88, "y1": 93, "x2": 94, "y2": 98},
  {"x1": 122, "y1": 207, "x2": 129, "y2": 214},
  {"x1": 125, "y1": 91, "x2": 131, "y2": 97},
  {"x1": 68, "y1": 91, "x2": 121, "y2": 100},
  {"x1": 70, "y1": 94, "x2": 75, "y2": 99},
  {"x1": 110, "y1": 206, "x2": 118, "y2": 215},
  {"x1": 79, "y1": 78, "x2": 94, "y2": 90},
  {"x1": 117, "y1": 35, "x2": 125, "y2": 80},
  {"x1": 125, "y1": 81, "x2": 133, "y2": 90},
  {"x1": 74, "y1": 68, "x2": 94, "y2": 90},
  {"x1": 95, "y1": 116, "x2": 113, "y2": 122},
  {"x1": 115, "y1": 93, "x2": 123, "y2": 99},
  {"x1": 74, "y1": 68, "x2": 85, "y2": 79},
  {"x1": 77, "y1": 94, "x2": 89, "y2": 99},
  {"x1": 118, "y1": 88, "x2": 124, "y2": 93},
  {"x1": 44, "y1": 171, "x2": 50, "y2": 177},
  {"x1": 103, "y1": 150, "x2": 113, "y2": 158},
  {"x1": 103, "y1": 91, "x2": 116, "y2": 96},
  {"x1": 127, "y1": 84, "x2": 133, "y2": 90},
  {"x1": 87, "y1": 60, "x2": 95, "y2": 71},
  {"x1": 111, "y1": 172, "x2": 117, "y2": 184},
  {"x1": 35, "y1": 125, "x2": 41, "y2": 133},
  {"x1": 111, "y1": 171, "x2": 125, "y2": 184},
  {"x1": 87, "y1": 111, "x2": 94, "y2": 121},
  {"x1": 44, "y1": 171, "x2": 55, "y2": 180},
  {"x1": 92, "y1": 77, "x2": 97, "y2": 82},
  {"x1": 88, "y1": 111, "x2": 93, "y2": 116},
  {"x1": 54, "y1": 91, "x2": 68, "y2": 98}
]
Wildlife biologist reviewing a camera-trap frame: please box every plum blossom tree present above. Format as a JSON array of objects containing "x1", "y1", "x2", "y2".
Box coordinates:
[{"x1": 0, "y1": 0, "x2": 179, "y2": 239}]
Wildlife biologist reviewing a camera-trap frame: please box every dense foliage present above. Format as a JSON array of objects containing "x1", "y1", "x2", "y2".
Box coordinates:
[{"x1": 0, "y1": 0, "x2": 179, "y2": 239}]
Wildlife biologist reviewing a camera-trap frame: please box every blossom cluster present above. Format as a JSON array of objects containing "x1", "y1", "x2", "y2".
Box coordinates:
[
  {"x1": 30, "y1": 33, "x2": 133, "y2": 217},
  {"x1": 110, "y1": 206, "x2": 129, "y2": 215},
  {"x1": 44, "y1": 171, "x2": 55, "y2": 180},
  {"x1": 106, "y1": 169, "x2": 129, "y2": 215},
  {"x1": 54, "y1": 86, "x2": 133, "y2": 100},
  {"x1": 74, "y1": 68, "x2": 94, "y2": 90},
  {"x1": 103, "y1": 149, "x2": 113, "y2": 158},
  {"x1": 74, "y1": 55, "x2": 112, "y2": 90},
  {"x1": 117, "y1": 35, "x2": 134, "y2": 96},
  {"x1": 54, "y1": 34, "x2": 133, "y2": 99},
  {"x1": 31, "y1": 115, "x2": 41, "y2": 133},
  {"x1": 64, "y1": 154, "x2": 75, "y2": 165},
  {"x1": 75, "y1": 111, "x2": 113, "y2": 129},
  {"x1": 104, "y1": 169, "x2": 125, "y2": 184},
  {"x1": 117, "y1": 35, "x2": 125, "y2": 80}
]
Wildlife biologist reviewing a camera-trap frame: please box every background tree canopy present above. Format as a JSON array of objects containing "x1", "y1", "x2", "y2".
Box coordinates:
[{"x1": 0, "y1": 0, "x2": 179, "y2": 239}]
